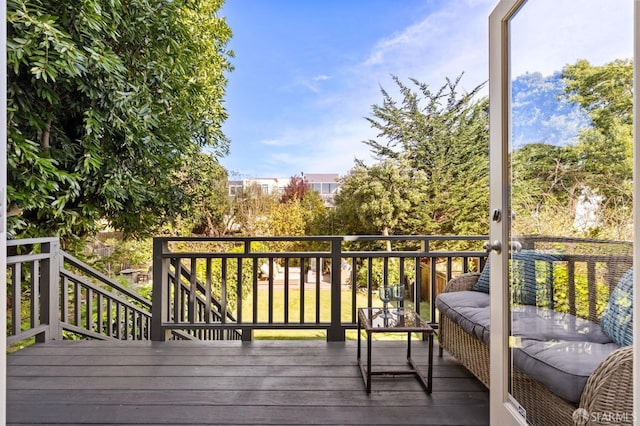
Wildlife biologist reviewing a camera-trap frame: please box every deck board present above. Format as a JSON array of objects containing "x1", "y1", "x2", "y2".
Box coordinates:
[{"x1": 7, "y1": 340, "x2": 489, "y2": 425}]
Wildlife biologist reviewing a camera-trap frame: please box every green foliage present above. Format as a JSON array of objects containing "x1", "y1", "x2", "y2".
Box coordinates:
[
  {"x1": 563, "y1": 60, "x2": 633, "y2": 234},
  {"x1": 264, "y1": 198, "x2": 317, "y2": 253},
  {"x1": 334, "y1": 157, "x2": 430, "y2": 237},
  {"x1": 137, "y1": 283, "x2": 153, "y2": 301},
  {"x1": 562, "y1": 59, "x2": 633, "y2": 131},
  {"x1": 268, "y1": 198, "x2": 312, "y2": 237},
  {"x1": 510, "y1": 143, "x2": 581, "y2": 235},
  {"x1": 510, "y1": 59, "x2": 633, "y2": 239},
  {"x1": 301, "y1": 190, "x2": 332, "y2": 235},
  {"x1": 336, "y1": 75, "x2": 489, "y2": 239},
  {"x1": 550, "y1": 266, "x2": 610, "y2": 320},
  {"x1": 354, "y1": 258, "x2": 415, "y2": 291},
  {"x1": 229, "y1": 180, "x2": 328, "y2": 243},
  {"x1": 511, "y1": 143, "x2": 580, "y2": 204},
  {"x1": 176, "y1": 152, "x2": 230, "y2": 236},
  {"x1": 94, "y1": 237, "x2": 153, "y2": 274},
  {"x1": 7, "y1": 0, "x2": 233, "y2": 244},
  {"x1": 229, "y1": 183, "x2": 279, "y2": 236},
  {"x1": 190, "y1": 242, "x2": 271, "y2": 309}
]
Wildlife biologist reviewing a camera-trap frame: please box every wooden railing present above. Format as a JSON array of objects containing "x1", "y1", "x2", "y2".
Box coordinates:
[
  {"x1": 7, "y1": 238, "x2": 153, "y2": 345},
  {"x1": 516, "y1": 236, "x2": 633, "y2": 323},
  {"x1": 8, "y1": 235, "x2": 631, "y2": 345},
  {"x1": 169, "y1": 264, "x2": 242, "y2": 340},
  {"x1": 151, "y1": 235, "x2": 488, "y2": 342}
]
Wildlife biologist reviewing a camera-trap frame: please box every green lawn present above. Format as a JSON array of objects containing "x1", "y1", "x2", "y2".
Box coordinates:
[{"x1": 239, "y1": 288, "x2": 429, "y2": 340}]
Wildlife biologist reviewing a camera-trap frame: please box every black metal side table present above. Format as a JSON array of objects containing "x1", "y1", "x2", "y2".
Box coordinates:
[{"x1": 357, "y1": 307, "x2": 434, "y2": 394}]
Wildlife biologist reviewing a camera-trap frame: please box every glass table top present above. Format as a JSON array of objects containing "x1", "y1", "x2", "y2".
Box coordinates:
[{"x1": 358, "y1": 307, "x2": 433, "y2": 332}]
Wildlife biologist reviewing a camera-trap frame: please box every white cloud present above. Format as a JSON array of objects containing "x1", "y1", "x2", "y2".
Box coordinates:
[
  {"x1": 250, "y1": 117, "x2": 378, "y2": 178},
  {"x1": 228, "y1": 0, "x2": 634, "y2": 179},
  {"x1": 260, "y1": 138, "x2": 294, "y2": 147},
  {"x1": 364, "y1": 11, "x2": 450, "y2": 67},
  {"x1": 297, "y1": 74, "x2": 332, "y2": 94},
  {"x1": 300, "y1": 81, "x2": 321, "y2": 94},
  {"x1": 251, "y1": 1, "x2": 497, "y2": 178},
  {"x1": 360, "y1": 0, "x2": 495, "y2": 92}
]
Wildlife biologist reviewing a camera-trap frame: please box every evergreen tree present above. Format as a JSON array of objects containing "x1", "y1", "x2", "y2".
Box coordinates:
[
  {"x1": 334, "y1": 157, "x2": 430, "y2": 245},
  {"x1": 350, "y1": 75, "x2": 489, "y2": 237}
]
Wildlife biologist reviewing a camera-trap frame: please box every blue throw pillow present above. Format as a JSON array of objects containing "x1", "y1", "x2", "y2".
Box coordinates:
[
  {"x1": 472, "y1": 259, "x2": 490, "y2": 293},
  {"x1": 472, "y1": 250, "x2": 562, "y2": 304},
  {"x1": 601, "y1": 268, "x2": 634, "y2": 346}
]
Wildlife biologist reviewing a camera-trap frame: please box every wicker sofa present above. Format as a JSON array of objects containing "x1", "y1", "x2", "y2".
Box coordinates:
[{"x1": 436, "y1": 262, "x2": 634, "y2": 426}]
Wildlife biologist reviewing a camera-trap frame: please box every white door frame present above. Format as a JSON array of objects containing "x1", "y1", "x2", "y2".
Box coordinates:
[
  {"x1": 633, "y1": 2, "x2": 639, "y2": 423},
  {"x1": 489, "y1": 0, "x2": 639, "y2": 424},
  {"x1": 488, "y1": 0, "x2": 526, "y2": 424}
]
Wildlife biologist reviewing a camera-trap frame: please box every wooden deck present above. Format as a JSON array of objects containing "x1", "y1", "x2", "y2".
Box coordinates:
[{"x1": 7, "y1": 339, "x2": 489, "y2": 425}]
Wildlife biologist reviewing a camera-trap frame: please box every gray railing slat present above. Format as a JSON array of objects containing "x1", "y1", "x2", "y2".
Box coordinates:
[
  {"x1": 7, "y1": 325, "x2": 50, "y2": 346},
  {"x1": 11, "y1": 263, "x2": 21, "y2": 335},
  {"x1": 284, "y1": 258, "x2": 290, "y2": 324},
  {"x1": 74, "y1": 283, "x2": 81, "y2": 327},
  {"x1": 252, "y1": 259, "x2": 259, "y2": 325},
  {"x1": 221, "y1": 258, "x2": 228, "y2": 325},
  {"x1": 188, "y1": 258, "x2": 197, "y2": 324},
  {"x1": 299, "y1": 258, "x2": 305, "y2": 325},
  {"x1": 205, "y1": 258, "x2": 212, "y2": 324},
  {"x1": 60, "y1": 269, "x2": 151, "y2": 314},
  {"x1": 268, "y1": 259, "x2": 274, "y2": 324},
  {"x1": 0, "y1": 237, "x2": 152, "y2": 343},
  {"x1": 237, "y1": 258, "x2": 243, "y2": 324},
  {"x1": 7, "y1": 253, "x2": 51, "y2": 264},
  {"x1": 63, "y1": 251, "x2": 151, "y2": 307},
  {"x1": 8, "y1": 236, "x2": 632, "y2": 345},
  {"x1": 30, "y1": 261, "x2": 39, "y2": 329},
  {"x1": 315, "y1": 257, "x2": 321, "y2": 325}
]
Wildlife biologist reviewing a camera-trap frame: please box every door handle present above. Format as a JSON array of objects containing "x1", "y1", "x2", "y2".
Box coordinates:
[{"x1": 483, "y1": 240, "x2": 502, "y2": 254}]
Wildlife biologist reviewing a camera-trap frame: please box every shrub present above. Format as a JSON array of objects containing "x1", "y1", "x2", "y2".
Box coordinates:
[{"x1": 355, "y1": 258, "x2": 416, "y2": 291}]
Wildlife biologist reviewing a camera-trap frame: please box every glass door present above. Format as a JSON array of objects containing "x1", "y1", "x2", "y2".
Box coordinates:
[{"x1": 489, "y1": 0, "x2": 635, "y2": 424}]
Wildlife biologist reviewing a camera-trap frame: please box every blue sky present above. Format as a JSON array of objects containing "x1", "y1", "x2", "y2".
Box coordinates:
[{"x1": 218, "y1": 0, "x2": 633, "y2": 179}]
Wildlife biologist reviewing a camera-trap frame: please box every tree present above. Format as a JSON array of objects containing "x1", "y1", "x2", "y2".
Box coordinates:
[
  {"x1": 300, "y1": 190, "x2": 332, "y2": 236},
  {"x1": 7, "y1": 0, "x2": 233, "y2": 245},
  {"x1": 561, "y1": 59, "x2": 633, "y2": 237},
  {"x1": 229, "y1": 183, "x2": 279, "y2": 236},
  {"x1": 510, "y1": 143, "x2": 582, "y2": 235},
  {"x1": 507, "y1": 60, "x2": 633, "y2": 239},
  {"x1": 175, "y1": 153, "x2": 231, "y2": 236},
  {"x1": 334, "y1": 158, "x2": 430, "y2": 250},
  {"x1": 280, "y1": 175, "x2": 310, "y2": 203},
  {"x1": 360, "y1": 75, "x2": 490, "y2": 238},
  {"x1": 562, "y1": 59, "x2": 633, "y2": 132},
  {"x1": 277, "y1": 175, "x2": 329, "y2": 236},
  {"x1": 563, "y1": 60, "x2": 633, "y2": 192}
]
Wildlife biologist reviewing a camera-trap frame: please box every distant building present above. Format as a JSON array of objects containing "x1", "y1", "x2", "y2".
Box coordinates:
[
  {"x1": 228, "y1": 177, "x2": 291, "y2": 198},
  {"x1": 228, "y1": 180, "x2": 244, "y2": 197},
  {"x1": 302, "y1": 173, "x2": 339, "y2": 206},
  {"x1": 228, "y1": 173, "x2": 340, "y2": 206}
]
